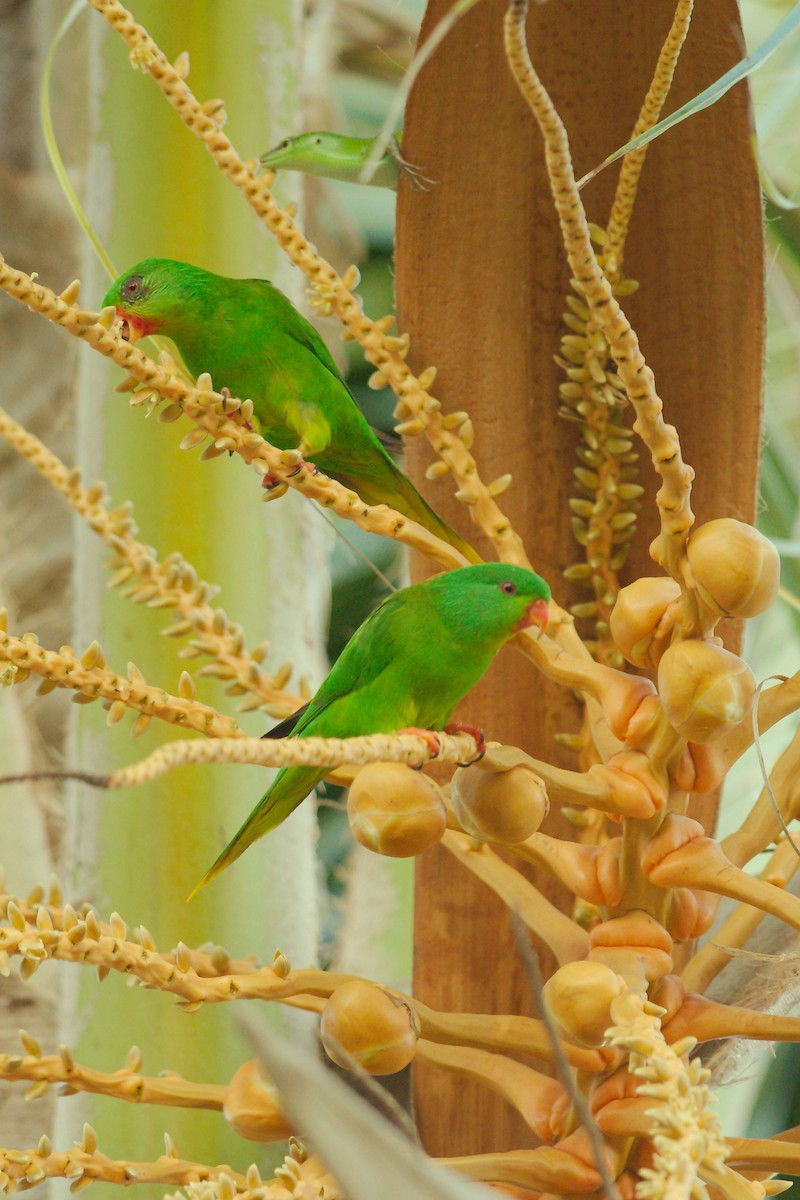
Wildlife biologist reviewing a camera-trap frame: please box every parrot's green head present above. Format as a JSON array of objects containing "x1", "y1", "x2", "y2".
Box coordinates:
[
  {"x1": 103, "y1": 258, "x2": 210, "y2": 345},
  {"x1": 427, "y1": 563, "x2": 551, "y2": 645}
]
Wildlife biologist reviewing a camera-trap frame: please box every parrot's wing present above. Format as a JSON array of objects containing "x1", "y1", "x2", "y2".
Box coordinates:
[
  {"x1": 292, "y1": 592, "x2": 413, "y2": 736},
  {"x1": 262, "y1": 704, "x2": 310, "y2": 740},
  {"x1": 286, "y1": 322, "x2": 344, "y2": 383},
  {"x1": 257, "y1": 279, "x2": 347, "y2": 387}
]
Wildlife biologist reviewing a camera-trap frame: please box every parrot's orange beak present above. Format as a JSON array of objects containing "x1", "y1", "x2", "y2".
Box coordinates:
[
  {"x1": 115, "y1": 307, "x2": 161, "y2": 344},
  {"x1": 518, "y1": 597, "x2": 550, "y2": 637}
]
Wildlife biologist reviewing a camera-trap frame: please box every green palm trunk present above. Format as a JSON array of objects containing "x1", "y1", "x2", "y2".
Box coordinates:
[{"x1": 59, "y1": 1, "x2": 327, "y2": 1178}]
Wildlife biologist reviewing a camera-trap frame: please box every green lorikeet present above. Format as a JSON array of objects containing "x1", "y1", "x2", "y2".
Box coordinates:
[
  {"x1": 103, "y1": 258, "x2": 479, "y2": 563},
  {"x1": 191, "y1": 563, "x2": 550, "y2": 893}
]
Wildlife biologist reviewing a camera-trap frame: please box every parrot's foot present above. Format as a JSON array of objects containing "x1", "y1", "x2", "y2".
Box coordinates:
[
  {"x1": 262, "y1": 457, "x2": 319, "y2": 490},
  {"x1": 260, "y1": 453, "x2": 319, "y2": 487},
  {"x1": 276, "y1": 448, "x2": 321, "y2": 480},
  {"x1": 445, "y1": 723, "x2": 486, "y2": 766},
  {"x1": 399, "y1": 726, "x2": 441, "y2": 768},
  {"x1": 286, "y1": 456, "x2": 320, "y2": 480}
]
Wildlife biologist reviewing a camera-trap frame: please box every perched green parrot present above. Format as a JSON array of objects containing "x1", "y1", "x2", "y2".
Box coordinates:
[
  {"x1": 103, "y1": 259, "x2": 476, "y2": 563},
  {"x1": 192, "y1": 562, "x2": 550, "y2": 894},
  {"x1": 259, "y1": 131, "x2": 434, "y2": 190}
]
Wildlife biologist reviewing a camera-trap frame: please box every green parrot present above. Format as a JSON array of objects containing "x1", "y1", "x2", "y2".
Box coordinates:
[
  {"x1": 259, "y1": 131, "x2": 434, "y2": 190},
  {"x1": 192, "y1": 562, "x2": 550, "y2": 894},
  {"x1": 103, "y1": 259, "x2": 476, "y2": 563}
]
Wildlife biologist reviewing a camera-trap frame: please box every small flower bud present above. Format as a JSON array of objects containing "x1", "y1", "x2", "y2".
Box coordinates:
[
  {"x1": 609, "y1": 577, "x2": 682, "y2": 668},
  {"x1": 347, "y1": 763, "x2": 446, "y2": 857},
  {"x1": 657, "y1": 639, "x2": 755, "y2": 743},
  {"x1": 451, "y1": 765, "x2": 548, "y2": 844},
  {"x1": 320, "y1": 980, "x2": 418, "y2": 1075},
  {"x1": 223, "y1": 1059, "x2": 292, "y2": 1142},
  {"x1": 542, "y1": 961, "x2": 626, "y2": 1046},
  {"x1": 685, "y1": 518, "x2": 779, "y2": 619}
]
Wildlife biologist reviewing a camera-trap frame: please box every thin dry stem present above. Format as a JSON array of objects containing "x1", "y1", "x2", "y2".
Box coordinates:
[
  {"x1": 701, "y1": 670, "x2": 800, "y2": 786},
  {"x1": 512, "y1": 911, "x2": 624, "y2": 1200},
  {"x1": 87, "y1": 0, "x2": 530, "y2": 565}
]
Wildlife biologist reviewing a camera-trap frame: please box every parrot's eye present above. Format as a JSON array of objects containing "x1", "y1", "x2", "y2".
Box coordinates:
[
  {"x1": 122, "y1": 275, "x2": 143, "y2": 299},
  {"x1": 499, "y1": 581, "x2": 517, "y2": 596}
]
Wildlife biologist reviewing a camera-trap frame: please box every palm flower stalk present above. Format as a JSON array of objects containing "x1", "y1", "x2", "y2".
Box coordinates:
[{"x1": 0, "y1": 1, "x2": 793, "y2": 1199}]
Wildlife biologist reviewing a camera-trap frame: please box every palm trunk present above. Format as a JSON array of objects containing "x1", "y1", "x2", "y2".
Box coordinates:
[{"x1": 396, "y1": 0, "x2": 764, "y2": 1156}]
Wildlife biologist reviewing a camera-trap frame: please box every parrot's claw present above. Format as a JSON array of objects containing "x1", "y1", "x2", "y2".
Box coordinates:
[
  {"x1": 262, "y1": 456, "x2": 319, "y2": 488},
  {"x1": 445, "y1": 723, "x2": 486, "y2": 767},
  {"x1": 400, "y1": 726, "x2": 441, "y2": 768},
  {"x1": 286, "y1": 457, "x2": 320, "y2": 479}
]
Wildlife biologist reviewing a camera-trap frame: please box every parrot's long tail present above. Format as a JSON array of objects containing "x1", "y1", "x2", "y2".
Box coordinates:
[
  {"x1": 188, "y1": 765, "x2": 325, "y2": 897},
  {"x1": 336, "y1": 458, "x2": 482, "y2": 565}
]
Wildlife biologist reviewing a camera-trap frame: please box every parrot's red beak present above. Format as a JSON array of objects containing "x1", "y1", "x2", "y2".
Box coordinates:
[
  {"x1": 518, "y1": 597, "x2": 550, "y2": 637},
  {"x1": 115, "y1": 307, "x2": 160, "y2": 345}
]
